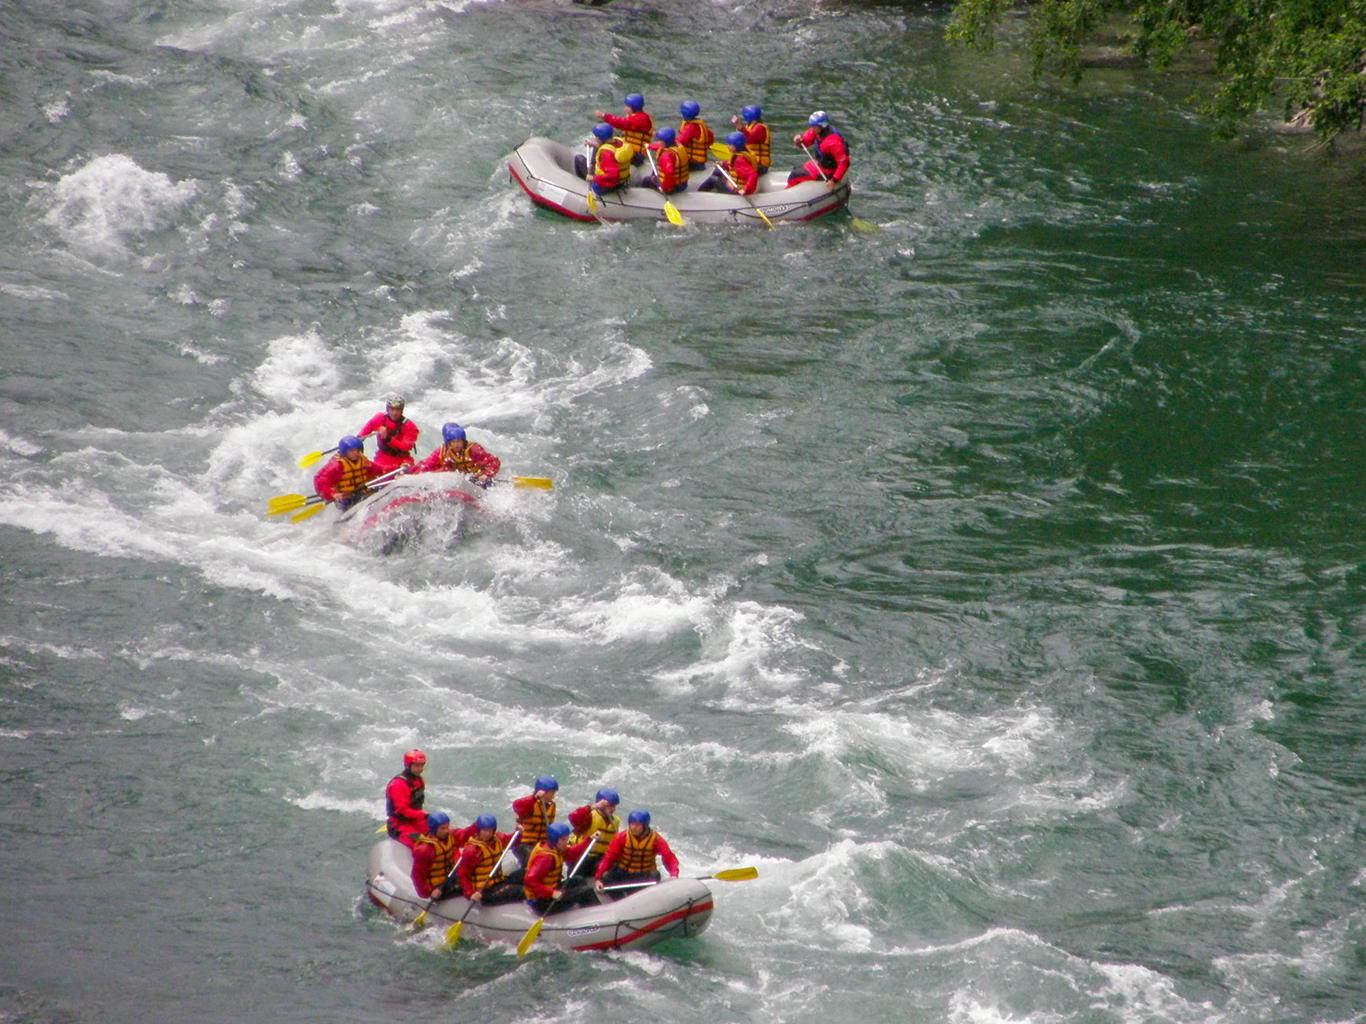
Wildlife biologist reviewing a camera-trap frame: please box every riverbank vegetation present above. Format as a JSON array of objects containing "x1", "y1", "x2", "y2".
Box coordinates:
[{"x1": 946, "y1": 0, "x2": 1366, "y2": 143}]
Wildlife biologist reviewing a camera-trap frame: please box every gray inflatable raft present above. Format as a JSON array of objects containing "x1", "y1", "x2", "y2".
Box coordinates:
[
  {"x1": 508, "y1": 136, "x2": 850, "y2": 225},
  {"x1": 365, "y1": 839, "x2": 714, "y2": 952}
]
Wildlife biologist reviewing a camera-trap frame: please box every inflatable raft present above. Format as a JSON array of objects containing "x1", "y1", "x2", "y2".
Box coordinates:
[
  {"x1": 365, "y1": 839, "x2": 714, "y2": 952},
  {"x1": 335, "y1": 473, "x2": 482, "y2": 550},
  {"x1": 508, "y1": 136, "x2": 850, "y2": 225}
]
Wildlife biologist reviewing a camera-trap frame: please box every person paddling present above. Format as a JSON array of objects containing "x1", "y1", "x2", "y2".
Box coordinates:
[
  {"x1": 313, "y1": 435, "x2": 384, "y2": 511},
  {"x1": 594, "y1": 93, "x2": 653, "y2": 165},
  {"x1": 385, "y1": 748, "x2": 429, "y2": 849},
  {"x1": 594, "y1": 809, "x2": 679, "y2": 897},
  {"x1": 730, "y1": 105, "x2": 771, "y2": 175},
  {"x1": 697, "y1": 132, "x2": 759, "y2": 195},
  {"x1": 787, "y1": 110, "x2": 849, "y2": 189},
  {"x1": 567, "y1": 787, "x2": 621, "y2": 877},
  {"x1": 524, "y1": 823, "x2": 596, "y2": 914},
  {"x1": 455, "y1": 814, "x2": 525, "y2": 905},
  {"x1": 407, "y1": 422, "x2": 501, "y2": 487},
  {"x1": 357, "y1": 394, "x2": 419, "y2": 474},
  {"x1": 512, "y1": 775, "x2": 559, "y2": 866},
  {"x1": 411, "y1": 812, "x2": 464, "y2": 901},
  {"x1": 677, "y1": 100, "x2": 714, "y2": 171},
  {"x1": 642, "y1": 128, "x2": 689, "y2": 195}
]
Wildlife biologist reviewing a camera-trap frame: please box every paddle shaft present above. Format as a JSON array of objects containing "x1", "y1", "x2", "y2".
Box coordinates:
[
  {"x1": 602, "y1": 867, "x2": 759, "y2": 892},
  {"x1": 516, "y1": 838, "x2": 597, "y2": 955},
  {"x1": 442, "y1": 828, "x2": 521, "y2": 943},
  {"x1": 644, "y1": 147, "x2": 683, "y2": 225},
  {"x1": 714, "y1": 162, "x2": 774, "y2": 229}
]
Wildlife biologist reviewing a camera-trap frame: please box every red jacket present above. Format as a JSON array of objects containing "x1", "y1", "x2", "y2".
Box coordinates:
[
  {"x1": 524, "y1": 838, "x2": 592, "y2": 900},
  {"x1": 455, "y1": 829, "x2": 514, "y2": 897},
  {"x1": 648, "y1": 143, "x2": 685, "y2": 192},
  {"x1": 591, "y1": 143, "x2": 626, "y2": 189},
  {"x1": 313, "y1": 453, "x2": 383, "y2": 503},
  {"x1": 409, "y1": 440, "x2": 500, "y2": 482},
  {"x1": 798, "y1": 127, "x2": 850, "y2": 182},
  {"x1": 602, "y1": 110, "x2": 653, "y2": 150},
  {"x1": 411, "y1": 831, "x2": 465, "y2": 898},
  {"x1": 358, "y1": 413, "x2": 419, "y2": 474},
  {"x1": 721, "y1": 151, "x2": 759, "y2": 196},
  {"x1": 385, "y1": 771, "x2": 426, "y2": 840},
  {"x1": 595, "y1": 828, "x2": 680, "y2": 878},
  {"x1": 740, "y1": 121, "x2": 770, "y2": 167}
]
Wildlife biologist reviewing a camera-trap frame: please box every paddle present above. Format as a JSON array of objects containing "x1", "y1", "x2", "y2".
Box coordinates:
[
  {"x1": 799, "y1": 142, "x2": 878, "y2": 232},
  {"x1": 644, "y1": 147, "x2": 685, "y2": 227},
  {"x1": 299, "y1": 445, "x2": 340, "y2": 468},
  {"x1": 712, "y1": 160, "x2": 774, "y2": 230},
  {"x1": 268, "y1": 465, "x2": 408, "y2": 517},
  {"x1": 516, "y1": 838, "x2": 596, "y2": 957},
  {"x1": 442, "y1": 828, "x2": 520, "y2": 947},
  {"x1": 582, "y1": 143, "x2": 606, "y2": 222},
  {"x1": 269, "y1": 466, "x2": 550, "y2": 519},
  {"x1": 601, "y1": 866, "x2": 759, "y2": 892}
]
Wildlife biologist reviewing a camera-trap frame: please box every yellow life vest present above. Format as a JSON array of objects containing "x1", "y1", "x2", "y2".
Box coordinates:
[
  {"x1": 337, "y1": 453, "x2": 373, "y2": 495},
  {"x1": 416, "y1": 832, "x2": 460, "y2": 890},
  {"x1": 593, "y1": 141, "x2": 635, "y2": 185},
  {"x1": 679, "y1": 118, "x2": 714, "y2": 166},
  {"x1": 517, "y1": 798, "x2": 556, "y2": 846},
  {"x1": 665, "y1": 143, "x2": 690, "y2": 186},
  {"x1": 524, "y1": 842, "x2": 565, "y2": 895},
  {"x1": 438, "y1": 442, "x2": 481, "y2": 475},
  {"x1": 616, "y1": 828, "x2": 659, "y2": 873},
  {"x1": 572, "y1": 808, "x2": 620, "y2": 857},
  {"x1": 746, "y1": 122, "x2": 771, "y2": 170},
  {"x1": 622, "y1": 115, "x2": 654, "y2": 153},
  {"x1": 464, "y1": 835, "x2": 507, "y2": 890}
]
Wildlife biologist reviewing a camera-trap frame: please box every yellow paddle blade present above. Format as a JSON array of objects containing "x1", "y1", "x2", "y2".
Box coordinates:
[
  {"x1": 267, "y1": 494, "x2": 309, "y2": 515},
  {"x1": 712, "y1": 866, "x2": 759, "y2": 882},
  {"x1": 664, "y1": 200, "x2": 684, "y2": 227},
  {"x1": 708, "y1": 142, "x2": 729, "y2": 160},
  {"x1": 754, "y1": 207, "x2": 775, "y2": 230},
  {"x1": 291, "y1": 502, "x2": 327, "y2": 524},
  {"x1": 413, "y1": 909, "x2": 428, "y2": 928},
  {"x1": 586, "y1": 191, "x2": 599, "y2": 217},
  {"x1": 512, "y1": 476, "x2": 552, "y2": 490},
  {"x1": 299, "y1": 451, "x2": 325, "y2": 468},
  {"x1": 443, "y1": 920, "x2": 462, "y2": 947},
  {"x1": 852, "y1": 216, "x2": 880, "y2": 232},
  {"x1": 516, "y1": 917, "x2": 544, "y2": 957}
]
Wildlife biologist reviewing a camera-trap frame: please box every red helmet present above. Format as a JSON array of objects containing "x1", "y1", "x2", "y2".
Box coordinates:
[{"x1": 403, "y1": 748, "x2": 427, "y2": 767}]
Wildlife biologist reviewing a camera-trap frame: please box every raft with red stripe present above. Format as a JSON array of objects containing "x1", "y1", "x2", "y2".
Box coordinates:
[
  {"x1": 333, "y1": 473, "x2": 482, "y2": 546},
  {"x1": 365, "y1": 838, "x2": 714, "y2": 952},
  {"x1": 508, "y1": 136, "x2": 850, "y2": 225}
]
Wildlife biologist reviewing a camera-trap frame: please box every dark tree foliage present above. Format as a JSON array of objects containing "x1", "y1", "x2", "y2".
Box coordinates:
[{"x1": 946, "y1": 0, "x2": 1366, "y2": 140}]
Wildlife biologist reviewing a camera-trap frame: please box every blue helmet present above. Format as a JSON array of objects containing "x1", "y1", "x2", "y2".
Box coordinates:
[
  {"x1": 442, "y1": 422, "x2": 466, "y2": 443},
  {"x1": 808, "y1": 109, "x2": 830, "y2": 127},
  {"x1": 475, "y1": 813, "x2": 497, "y2": 830},
  {"x1": 534, "y1": 775, "x2": 559, "y2": 792},
  {"x1": 725, "y1": 131, "x2": 746, "y2": 150},
  {"x1": 628, "y1": 809, "x2": 650, "y2": 826},
  {"x1": 338, "y1": 435, "x2": 363, "y2": 453},
  {"x1": 546, "y1": 822, "x2": 572, "y2": 843},
  {"x1": 427, "y1": 811, "x2": 450, "y2": 831},
  {"x1": 592, "y1": 123, "x2": 614, "y2": 142},
  {"x1": 741, "y1": 104, "x2": 762, "y2": 122},
  {"x1": 654, "y1": 126, "x2": 677, "y2": 145},
  {"x1": 595, "y1": 788, "x2": 620, "y2": 806},
  {"x1": 624, "y1": 93, "x2": 644, "y2": 111},
  {"x1": 680, "y1": 100, "x2": 700, "y2": 119}
]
